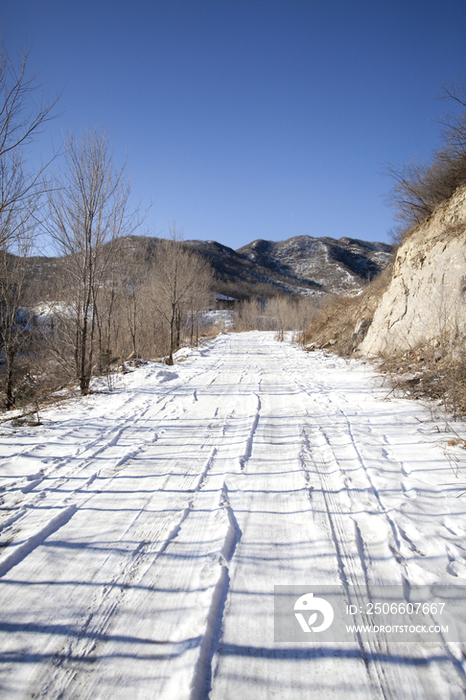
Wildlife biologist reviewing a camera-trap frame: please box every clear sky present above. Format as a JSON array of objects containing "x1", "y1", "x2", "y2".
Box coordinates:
[{"x1": 1, "y1": 0, "x2": 465, "y2": 249}]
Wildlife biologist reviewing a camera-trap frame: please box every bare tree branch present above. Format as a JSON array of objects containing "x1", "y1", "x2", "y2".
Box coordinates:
[{"x1": 43, "y1": 128, "x2": 139, "y2": 394}]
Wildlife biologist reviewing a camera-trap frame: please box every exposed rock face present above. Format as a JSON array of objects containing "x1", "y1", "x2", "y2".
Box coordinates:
[
  {"x1": 236, "y1": 235, "x2": 393, "y2": 295},
  {"x1": 359, "y1": 184, "x2": 466, "y2": 355}
]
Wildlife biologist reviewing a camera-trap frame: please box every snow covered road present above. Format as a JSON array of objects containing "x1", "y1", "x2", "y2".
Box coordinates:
[{"x1": 1, "y1": 331, "x2": 466, "y2": 699}]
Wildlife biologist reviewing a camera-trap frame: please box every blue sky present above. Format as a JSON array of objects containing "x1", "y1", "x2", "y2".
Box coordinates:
[{"x1": 1, "y1": 0, "x2": 465, "y2": 249}]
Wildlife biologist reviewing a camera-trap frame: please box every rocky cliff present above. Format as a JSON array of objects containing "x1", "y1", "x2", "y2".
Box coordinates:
[
  {"x1": 236, "y1": 236, "x2": 393, "y2": 295},
  {"x1": 359, "y1": 183, "x2": 466, "y2": 355}
]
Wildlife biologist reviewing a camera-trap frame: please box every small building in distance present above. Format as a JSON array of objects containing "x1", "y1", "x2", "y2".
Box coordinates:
[{"x1": 213, "y1": 294, "x2": 237, "y2": 310}]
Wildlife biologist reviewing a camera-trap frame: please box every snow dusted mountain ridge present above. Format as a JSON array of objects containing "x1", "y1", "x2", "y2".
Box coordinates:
[
  {"x1": 26, "y1": 234, "x2": 394, "y2": 301},
  {"x1": 188, "y1": 234, "x2": 394, "y2": 298},
  {"x1": 237, "y1": 236, "x2": 393, "y2": 295}
]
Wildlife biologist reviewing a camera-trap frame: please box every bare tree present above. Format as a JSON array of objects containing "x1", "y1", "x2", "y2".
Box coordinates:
[
  {"x1": 117, "y1": 242, "x2": 150, "y2": 358},
  {"x1": 44, "y1": 129, "x2": 137, "y2": 394},
  {"x1": 0, "y1": 44, "x2": 57, "y2": 249},
  {"x1": 0, "y1": 226, "x2": 35, "y2": 408},
  {"x1": 150, "y1": 233, "x2": 213, "y2": 364},
  {"x1": 0, "y1": 44, "x2": 57, "y2": 407}
]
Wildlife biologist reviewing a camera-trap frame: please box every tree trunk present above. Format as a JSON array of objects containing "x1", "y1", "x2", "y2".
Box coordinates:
[{"x1": 5, "y1": 347, "x2": 16, "y2": 409}]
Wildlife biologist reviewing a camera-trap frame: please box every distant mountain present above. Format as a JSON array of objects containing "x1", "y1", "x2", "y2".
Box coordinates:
[
  {"x1": 25, "y1": 234, "x2": 394, "y2": 302},
  {"x1": 188, "y1": 235, "x2": 394, "y2": 298}
]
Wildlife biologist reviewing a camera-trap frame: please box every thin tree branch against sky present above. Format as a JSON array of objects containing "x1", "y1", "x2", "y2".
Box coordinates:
[{"x1": 1, "y1": 0, "x2": 465, "y2": 248}]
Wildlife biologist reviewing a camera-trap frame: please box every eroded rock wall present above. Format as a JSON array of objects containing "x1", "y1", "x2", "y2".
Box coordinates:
[{"x1": 359, "y1": 184, "x2": 466, "y2": 355}]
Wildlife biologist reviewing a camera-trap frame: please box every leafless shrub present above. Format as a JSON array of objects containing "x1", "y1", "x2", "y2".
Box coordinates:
[
  {"x1": 233, "y1": 298, "x2": 269, "y2": 332},
  {"x1": 304, "y1": 265, "x2": 393, "y2": 355},
  {"x1": 233, "y1": 294, "x2": 319, "y2": 338},
  {"x1": 386, "y1": 79, "x2": 466, "y2": 241},
  {"x1": 379, "y1": 332, "x2": 466, "y2": 419}
]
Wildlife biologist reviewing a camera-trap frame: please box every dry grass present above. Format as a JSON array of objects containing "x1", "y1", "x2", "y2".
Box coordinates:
[
  {"x1": 303, "y1": 266, "x2": 393, "y2": 355},
  {"x1": 378, "y1": 335, "x2": 466, "y2": 418},
  {"x1": 304, "y1": 263, "x2": 466, "y2": 418}
]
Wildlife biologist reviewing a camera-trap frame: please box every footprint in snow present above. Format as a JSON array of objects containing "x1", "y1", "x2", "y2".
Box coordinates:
[
  {"x1": 447, "y1": 559, "x2": 466, "y2": 578},
  {"x1": 443, "y1": 517, "x2": 465, "y2": 536},
  {"x1": 446, "y1": 544, "x2": 466, "y2": 577},
  {"x1": 401, "y1": 481, "x2": 417, "y2": 499},
  {"x1": 20, "y1": 478, "x2": 43, "y2": 494}
]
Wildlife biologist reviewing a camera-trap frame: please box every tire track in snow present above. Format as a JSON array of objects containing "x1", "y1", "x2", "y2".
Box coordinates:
[
  {"x1": 292, "y1": 358, "x2": 462, "y2": 698},
  {"x1": 238, "y1": 391, "x2": 261, "y2": 472},
  {"x1": 115, "y1": 366, "x2": 259, "y2": 700},
  {"x1": 1, "y1": 379, "x2": 181, "y2": 514},
  {"x1": 301, "y1": 369, "x2": 447, "y2": 566},
  {"x1": 292, "y1": 367, "x2": 408, "y2": 585},
  {"x1": 0, "y1": 389, "x2": 174, "y2": 565},
  {"x1": 98, "y1": 447, "x2": 243, "y2": 700},
  {"x1": 320, "y1": 399, "x2": 452, "y2": 588},
  {"x1": 300, "y1": 426, "x2": 417, "y2": 699},
  {"x1": 189, "y1": 484, "x2": 242, "y2": 700},
  {"x1": 336, "y1": 406, "x2": 407, "y2": 566},
  {"x1": 34, "y1": 532, "x2": 156, "y2": 700},
  {"x1": 0, "y1": 504, "x2": 77, "y2": 579},
  {"x1": 288, "y1": 340, "x2": 444, "y2": 696},
  {"x1": 33, "y1": 445, "x2": 220, "y2": 699},
  {"x1": 1, "y1": 344, "x2": 226, "y2": 534},
  {"x1": 0, "y1": 425, "x2": 154, "y2": 572},
  {"x1": 151, "y1": 445, "x2": 219, "y2": 564},
  {"x1": 0, "y1": 336, "x2": 249, "y2": 699}
]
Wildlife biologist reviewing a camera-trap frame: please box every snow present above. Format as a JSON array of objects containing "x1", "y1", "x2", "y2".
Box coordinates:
[
  {"x1": 215, "y1": 294, "x2": 236, "y2": 302},
  {"x1": 202, "y1": 310, "x2": 234, "y2": 328},
  {"x1": 1, "y1": 331, "x2": 466, "y2": 698}
]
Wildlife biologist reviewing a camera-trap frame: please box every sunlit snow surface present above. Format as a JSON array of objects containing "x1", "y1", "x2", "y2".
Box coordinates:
[{"x1": 1, "y1": 332, "x2": 466, "y2": 699}]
